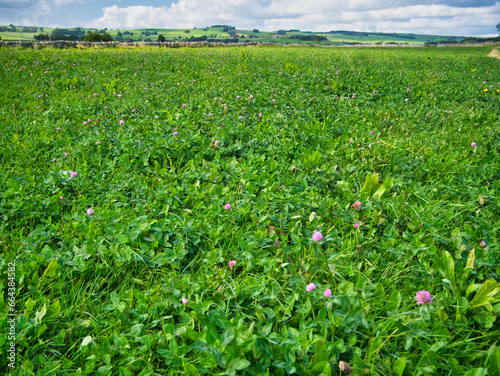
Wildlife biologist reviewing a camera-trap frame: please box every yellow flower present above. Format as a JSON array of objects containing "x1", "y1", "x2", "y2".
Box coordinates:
[
  {"x1": 483, "y1": 88, "x2": 488, "y2": 92},
  {"x1": 497, "y1": 89, "x2": 499, "y2": 93}
]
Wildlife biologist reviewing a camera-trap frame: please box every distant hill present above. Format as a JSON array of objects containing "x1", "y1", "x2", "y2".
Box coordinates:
[{"x1": 0, "y1": 24, "x2": 484, "y2": 45}]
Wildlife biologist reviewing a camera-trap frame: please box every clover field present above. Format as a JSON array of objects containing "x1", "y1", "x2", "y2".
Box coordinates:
[{"x1": 0, "y1": 45, "x2": 500, "y2": 375}]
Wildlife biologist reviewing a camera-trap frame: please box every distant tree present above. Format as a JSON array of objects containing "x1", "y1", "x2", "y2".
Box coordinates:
[
  {"x1": 189, "y1": 35, "x2": 207, "y2": 41},
  {"x1": 100, "y1": 33, "x2": 113, "y2": 42},
  {"x1": 288, "y1": 34, "x2": 327, "y2": 41},
  {"x1": 22, "y1": 27, "x2": 38, "y2": 33},
  {"x1": 157, "y1": 34, "x2": 166, "y2": 42},
  {"x1": 497, "y1": 22, "x2": 500, "y2": 33},
  {"x1": 277, "y1": 30, "x2": 286, "y2": 35},
  {"x1": 253, "y1": 29, "x2": 259, "y2": 33},
  {"x1": 52, "y1": 28, "x2": 85, "y2": 36},
  {"x1": 117, "y1": 31, "x2": 122, "y2": 37},
  {"x1": 84, "y1": 32, "x2": 114, "y2": 42},
  {"x1": 84, "y1": 32, "x2": 98, "y2": 41},
  {"x1": 184, "y1": 29, "x2": 190, "y2": 33},
  {"x1": 34, "y1": 34, "x2": 50, "y2": 41}
]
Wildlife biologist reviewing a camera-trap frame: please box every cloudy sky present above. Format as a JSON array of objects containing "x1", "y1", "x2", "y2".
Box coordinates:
[{"x1": 1, "y1": 0, "x2": 499, "y2": 36}]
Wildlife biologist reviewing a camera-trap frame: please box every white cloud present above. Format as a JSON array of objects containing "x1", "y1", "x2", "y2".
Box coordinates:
[
  {"x1": 9, "y1": 0, "x2": 84, "y2": 26},
  {"x1": 53, "y1": 0, "x2": 83, "y2": 6},
  {"x1": 86, "y1": 0, "x2": 500, "y2": 36}
]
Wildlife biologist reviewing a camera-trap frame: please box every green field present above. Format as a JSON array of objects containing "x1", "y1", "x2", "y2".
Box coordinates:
[
  {"x1": 0, "y1": 25, "x2": 467, "y2": 45},
  {"x1": 1, "y1": 45, "x2": 499, "y2": 375}
]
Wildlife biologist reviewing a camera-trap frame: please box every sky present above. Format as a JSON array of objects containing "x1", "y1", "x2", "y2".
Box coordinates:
[{"x1": 1, "y1": 0, "x2": 499, "y2": 36}]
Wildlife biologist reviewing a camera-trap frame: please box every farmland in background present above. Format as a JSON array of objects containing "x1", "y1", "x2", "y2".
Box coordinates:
[{"x1": 0, "y1": 25, "x2": 469, "y2": 45}]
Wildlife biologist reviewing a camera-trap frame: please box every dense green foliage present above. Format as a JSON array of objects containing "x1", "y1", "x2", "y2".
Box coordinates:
[
  {"x1": 83, "y1": 32, "x2": 114, "y2": 42},
  {"x1": 52, "y1": 28, "x2": 86, "y2": 36},
  {"x1": 287, "y1": 35, "x2": 328, "y2": 41},
  {"x1": 0, "y1": 46, "x2": 499, "y2": 375}
]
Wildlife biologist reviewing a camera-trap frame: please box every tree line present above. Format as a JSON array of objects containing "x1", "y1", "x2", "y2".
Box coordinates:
[{"x1": 35, "y1": 32, "x2": 113, "y2": 42}]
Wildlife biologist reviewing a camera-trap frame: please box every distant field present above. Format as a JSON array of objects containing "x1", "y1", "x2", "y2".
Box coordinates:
[
  {"x1": 0, "y1": 25, "x2": 467, "y2": 45},
  {"x1": 0, "y1": 32, "x2": 37, "y2": 41}
]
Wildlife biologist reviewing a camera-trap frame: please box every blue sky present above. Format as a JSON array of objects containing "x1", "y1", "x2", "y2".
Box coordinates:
[{"x1": 1, "y1": 0, "x2": 499, "y2": 36}]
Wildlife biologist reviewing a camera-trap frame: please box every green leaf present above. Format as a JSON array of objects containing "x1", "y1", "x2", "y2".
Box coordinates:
[
  {"x1": 336, "y1": 180, "x2": 353, "y2": 198},
  {"x1": 466, "y1": 284, "x2": 482, "y2": 298},
  {"x1": 393, "y1": 356, "x2": 407, "y2": 376},
  {"x1": 260, "y1": 322, "x2": 272, "y2": 336},
  {"x1": 307, "y1": 149, "x2": 322, "y2": 166},
  {"x1": 42, "y1": 259, "x2": 58, "y2": 278},
  {"x1": 34, "y1": 303, "x2": 47, "y2": 325},
  {"x1": 206, "y1": 322, "x2": 218, "y2": 345},
  {"x1": 183, "y1": 362, "x2": 198, "y2": 376},
  {"x1": 229, "y1": 358, "x2": 251, "y2": 371},
  {"x1": 360, "y1": 173, "x2": 380, "y2": 198},
  {"x1": 311, "y1": 340, "x2": 329, "y2": 364},
  {"x1": 443, "y1": 251, "x2": 456, "y2": 291},
  {"x1": 112, "y1": 331, "x2": 129, "y2": 347},
  {"x1": 383, "y1": 176, "x2": 394, "y2": 193},
  {"x1": 36, "y1": 323, "x2": 48, "y2": 338},
  {"x1": 118, "y1": 367, "x2": 133, "y2": 376},
  {"x1": 97, "y1": 365, "x2": 112, "y2": 376},
  {"x1": 428, "y1": 340, "x2": 446, "y2": 353},
  {"x1": 256, "y1": 337, "x2": 273, "y2": 359},
  {"x1": 81, "y1": 336, "x2": 93, "y2": 347},
  {"x1": 25, "y1": 297, "x2": 35, "y2": 314},
  {"x1": 285, "y1": 349, "x2": 296, "y2": 365},
  {"x1": 312, "y1": 150, "x2": 321, "y2": 164},
  {"x1": 372, "y1": 183, "x2": 386, "y2": 200},
  {"x1": 110, "y1": 292, "x2": 120, "y2": 305},
  {"x1": 169, "y1": 338, "x2": 178, "y2": 353},
  {"x1": 311, "y1": 361, "x2": 331, "y2": 375},
  {"x1": 463, "y1": 368, "x2": 488, "y2": 376},
  {"x1": 220, "y1": 327, "x2": 235, "y2": 347},
  {"x1": 465, "y1": 248, "x2": 475, "y2": 269},
  {"x1": 488, "y1": 346, "x2": 500, "y2": 376},
  {"x1": 130, "y1": 323, "x2": 144, "y2": 337},
  {"x1": 48, "y1": 299, "x2": 61, "y2": 316},
  {"x1": 469, "y1": 279, "x2": 500, "y2": 311}
]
